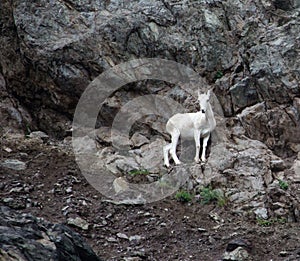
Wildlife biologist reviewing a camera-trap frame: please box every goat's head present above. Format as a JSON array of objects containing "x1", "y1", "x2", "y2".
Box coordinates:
[{"x1": 197, "y1": 90, "x2": 211, "y2": 113}]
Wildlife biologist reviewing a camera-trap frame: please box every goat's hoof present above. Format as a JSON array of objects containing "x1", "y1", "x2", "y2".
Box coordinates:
[
  {"x1": 175, "y1": 161, "x2": 182, "y2": 165},
  {"x1": 200, "y1": 159, "x2": 207, "y2": 165},
  {"x1": 194, "y1": 159, "x2": 200, "y2": 164}
]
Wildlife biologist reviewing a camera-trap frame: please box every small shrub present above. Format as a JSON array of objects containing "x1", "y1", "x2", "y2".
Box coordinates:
[
  {"x1": 216, "y1": 195, "x2": 227, "y2": 207},
  {"x1": 25, "y1": 123, "x2": 31, "y2": 136},
  {"x1": 257, "y1": 217, "x2": 287, "y2": 227},
  {"x1": 199, "y1": 186, "x2": 227, "y2": 206},
  {"x1": 158, "y1": 180, "x2": 173, "y2": 189},
  {"x1": 128, "y1": 169, "x2": 149, "y2": 176},
  {"x1": 175, "y1": 190, "x2": 193, "y2": 203},
  {"x1": 279, "y1": 179, "x2": 288, "y2": 190},
  {"x1": 276, "y1": 217, "x2": 287, "y2": 224},
  {"x1": 256, "y1": 218, "x2": 273, "y2": 227},
  {"x1": 214, "y1": 70, "x2": 223, "y2": 80}
]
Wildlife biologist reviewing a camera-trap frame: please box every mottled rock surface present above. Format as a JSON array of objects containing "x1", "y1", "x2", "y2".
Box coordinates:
[
  {"x1": 0, "y1": 0, "x2": 299, "y2": 146},
  {"x1": 0, "y1": 206, "x2": 102, "y2": 261}
]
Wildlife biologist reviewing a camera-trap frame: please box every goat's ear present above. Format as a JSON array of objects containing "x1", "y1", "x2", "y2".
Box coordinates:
[{"x1": 197, "y1": 89, "x2": 200, "y2": 98}]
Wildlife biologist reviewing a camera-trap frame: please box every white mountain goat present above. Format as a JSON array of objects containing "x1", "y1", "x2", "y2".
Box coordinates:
[{"x1": 163, "y1": 90, "x2": 216, "y2": 167}]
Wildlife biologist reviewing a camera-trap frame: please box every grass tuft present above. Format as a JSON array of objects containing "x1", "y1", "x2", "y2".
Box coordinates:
[
  {"x1": 199, "y1": 186, "x2": 227, "y2": 207},
  {"x1": 175, "y1": 190, "x2": 193, "y2": 203}
]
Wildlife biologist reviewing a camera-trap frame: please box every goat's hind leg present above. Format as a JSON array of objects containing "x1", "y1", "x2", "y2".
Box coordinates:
[
  {"x1": 163, "y1": 143, "x2": 172, "y2": 167},
  {"x1": 170, "y1": 130, "x2": 181, "y2": 165}
]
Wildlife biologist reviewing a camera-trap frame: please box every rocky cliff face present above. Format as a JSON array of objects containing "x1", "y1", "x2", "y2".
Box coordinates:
[
  {"x1": 0, "y1": 1, "x2": 299, "y2": 192},
  {"x1": 0, "y1": 1, "x2": 300, "y2": 259},
  {"x1": 1, "y1": 0, "x2": 299, "y2": 143}
]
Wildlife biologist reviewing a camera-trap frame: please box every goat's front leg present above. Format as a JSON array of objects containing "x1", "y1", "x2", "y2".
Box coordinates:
[
  {"x1": 201, "y1": 134, "x2": 210, "y2": 162},
  {"x1": 194, "y1": 130, "x2": 201, "y2": 163}
]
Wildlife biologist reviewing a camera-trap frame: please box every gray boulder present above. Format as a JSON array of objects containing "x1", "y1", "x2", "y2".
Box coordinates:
[{"x1": 0, "y1": 206, "x2": 102, "y2": 261}]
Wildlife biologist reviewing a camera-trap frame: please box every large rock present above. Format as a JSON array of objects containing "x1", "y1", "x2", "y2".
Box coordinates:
[
  {"x1": 0, "y1": 73, "x2": 31, "y2": 135},
  {"x1": 238, "y1": 102, "x2": 300, "y2": 157},
  {"x1": 186, "y1": 134, "x2": 300, "y2": 220},
  {"x1": 0, "y1": 206, "x2": 102, "y2": 261}
]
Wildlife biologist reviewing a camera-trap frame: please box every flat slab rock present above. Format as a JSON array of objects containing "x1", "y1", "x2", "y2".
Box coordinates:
[
  {"x1": 0, "y1": 159, "x2": 26, "y2": 171},
  {"x1": 0, "y1": 206, "x2": 102, "y2": 261}
]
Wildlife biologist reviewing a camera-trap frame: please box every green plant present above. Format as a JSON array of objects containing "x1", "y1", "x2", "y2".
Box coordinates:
[
  {"x1": 257, "y1": 217, "x2": 287, "y2": 227},
  {"x1": 276, "y1": 217, "x2": 287, "y2": 224},
  {"x1": 199, "y1": 186, "x2": 226, "y2": 206},
  {"x1": 256, "y1": 218, "x2": 273, "y2": 227},
  {"x1": 175, "y1": 190, "x2": 193, "y2": 202},
  {"x1": 24, "y1": 123, "x2": 31, "y2": 136},
  {"x1": 128, "y1": 169, "x2": 149, "y2": 176},
  {"x1": 158, "y1": 179, "x2": 173, "y2": 189},
  {"x1": 279, "y1": 179, "x2": 288, "y2": 190},
  {"x1": 214, "y1": 70, "x2": 223, "y2": 80},
  {"x1": 216, "y1": 195, "x2": 227, "y2": 207}
]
